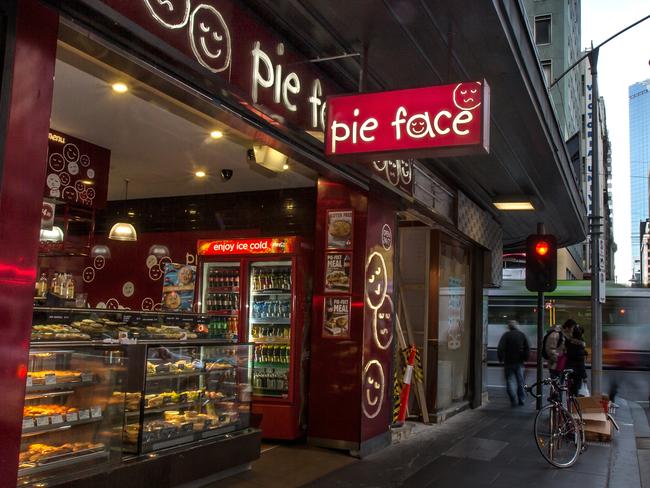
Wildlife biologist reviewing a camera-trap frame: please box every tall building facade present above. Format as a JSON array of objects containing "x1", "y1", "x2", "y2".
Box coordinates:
[
  {"x1": 629, "y1": 79, "x2": 650, "y2": 276},
  {"x1": 523, "y1": 0, "x2": 586, "y2": 280}
]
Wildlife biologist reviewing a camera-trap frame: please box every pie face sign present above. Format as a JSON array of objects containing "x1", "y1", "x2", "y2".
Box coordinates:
[
  {"x1": 325, "y1": 252, "x2": 352, "y2": 293},
  {"x1": 325, "y1": 81, "x2": 490, "y2": 161},
  {"x1": 323, "y1": 296, "x2": 351, "y2": 338}
]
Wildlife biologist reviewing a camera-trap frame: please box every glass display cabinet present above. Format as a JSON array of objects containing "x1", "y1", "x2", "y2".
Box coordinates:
[{"x1": 18, "y1": 346, "x2": 127, "y2": 487}]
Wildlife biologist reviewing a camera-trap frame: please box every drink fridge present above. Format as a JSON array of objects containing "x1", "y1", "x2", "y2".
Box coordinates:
[{"x1": 196, "y1": 237, "x2": 309, "y2": 439}]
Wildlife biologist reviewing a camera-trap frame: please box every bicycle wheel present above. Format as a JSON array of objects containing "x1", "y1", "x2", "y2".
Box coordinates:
[
  {"x1": 568, "y1": 396, "x2": 587, "y2": 452},
  {"x1": 533, "y1": 404, "x2": 582, "y2": 468}
]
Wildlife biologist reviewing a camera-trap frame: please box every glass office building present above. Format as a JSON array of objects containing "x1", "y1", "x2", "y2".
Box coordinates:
[{"x1": 629, "y1": 79, "x2": 650, "y2": 269}]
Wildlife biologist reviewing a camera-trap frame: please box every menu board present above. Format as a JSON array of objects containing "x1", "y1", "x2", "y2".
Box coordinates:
[
  {"x1": 323, "y1": 297, "x2": 351, "y2": 338},
  {"x1": 326, "y1": 210, "x2": 353, "y2": 249},
  {"x1": 324, "y1": 252, "x2": 352, "y2": 293},
  {"x1": 161, "y1": 263, "x2": 196, "y2": 311},
  {"x1": 44, "y1": 129, "x2": 111, "y2": 208}
]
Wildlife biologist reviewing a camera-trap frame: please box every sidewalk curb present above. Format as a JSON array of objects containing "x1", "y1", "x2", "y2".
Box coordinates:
[
  {"x1": 628, "y1": 401, "x2": 650, "y2": 488},
  {"x1": 608, "y1": 398, "x2": 642, "y2": 488}
]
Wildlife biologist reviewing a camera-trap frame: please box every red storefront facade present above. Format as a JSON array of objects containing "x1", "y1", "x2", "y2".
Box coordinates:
[{"x1": 0, "y1": 1, "x2": 586, "y2": 486}]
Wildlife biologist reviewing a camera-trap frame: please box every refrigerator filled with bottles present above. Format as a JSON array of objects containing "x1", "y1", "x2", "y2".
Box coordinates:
[{"x1": 196, "y1": 237, "x2": 308, "y2": 440}]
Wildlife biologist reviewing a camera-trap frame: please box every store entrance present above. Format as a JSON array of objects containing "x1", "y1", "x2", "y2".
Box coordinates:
[{"x1": 22, "y1": 30, "x2": 318, "y2": 487}]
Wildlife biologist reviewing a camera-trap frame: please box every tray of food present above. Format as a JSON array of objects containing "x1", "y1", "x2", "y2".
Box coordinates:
[
  {"x1": 30, "y1": 324, "x2": 91, "y2": 341},
  {"x1": 18, "y1": 442, "x2": 106, "y2": 475}
]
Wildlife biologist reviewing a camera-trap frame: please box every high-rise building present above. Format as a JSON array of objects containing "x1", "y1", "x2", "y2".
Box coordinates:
[
  {"x1": 523, "y1": 0, "x2": 585, "y2": 280},
  {"x1": 629, "y1": 79, "x2": 650, "y2": 276}
]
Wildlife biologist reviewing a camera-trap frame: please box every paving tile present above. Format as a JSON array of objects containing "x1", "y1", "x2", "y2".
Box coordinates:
[{"x1": 444, "y1": 437, "x2": 509, "y2": 461}]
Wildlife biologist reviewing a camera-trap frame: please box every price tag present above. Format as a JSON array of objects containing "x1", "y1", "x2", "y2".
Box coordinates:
[
  {"x1": 35, "y1": 415, "x2": 49, "y2": 427},
  {"x1": 81, "y1": 372, "x2": 93, "y2": 383},
  {"x1": 50, "y1": 414, "x2": 64, "y2": 425},
  {"x1": 163, "y1": 314, "x2": 181, "y2": 324},
  {"x1": 26, "y1": 376, "x2": 32, "y2": 387},
  {"x1": 90, "y1": 406, "x2": 102, "y2": 418},
  {"x1": 141, "y1": 315, "x2": 159, "y2": 325},
  {"x1": 48, "y1": 312, "x2": 71, "y2": 322},
  {"x1": 180, "y1": 316, "x2": 195, "y2": 326},
  {"x1": 44, "y1": 373, "x2": 56, "y2": 385},
  {"x1": 22, "y1": 418, "x2": 35, "y2": 430},
  {"x1": 78, "y1": 409, "x2": 90, "y2": 420},
  {"x1": 66, "y1": 411, "x2": 78, "y2": 422}
]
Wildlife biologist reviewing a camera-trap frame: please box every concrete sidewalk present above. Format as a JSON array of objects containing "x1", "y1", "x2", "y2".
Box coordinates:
[{"x1": 216, "y1": 388, "x2": 643, "y2": 488}]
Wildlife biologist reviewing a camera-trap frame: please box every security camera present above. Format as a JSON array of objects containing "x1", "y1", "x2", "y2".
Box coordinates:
[{"x1": 220, "y1": 169, "x2": 233, "y2": 181}]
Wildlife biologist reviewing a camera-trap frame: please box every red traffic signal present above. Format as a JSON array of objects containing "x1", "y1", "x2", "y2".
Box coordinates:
[{"x1": 525, "y1": 234, "x2": 557, "y2": 292}]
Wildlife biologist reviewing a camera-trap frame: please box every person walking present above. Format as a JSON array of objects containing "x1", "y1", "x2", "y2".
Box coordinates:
[
  {"x1": 543, "y1": 323, "x2": 566, "y2": 380},
  {"x1": 498, "y1": 320, "x2": 530, "y2": 406},
  {"x1": 565, "y1": 321, "x2": 588, "y2": 396}
]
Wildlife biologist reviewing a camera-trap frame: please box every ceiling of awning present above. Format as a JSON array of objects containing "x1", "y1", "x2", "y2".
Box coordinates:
[{"x1": 243, "y1": 0, "x2": 588, "y2": 250}]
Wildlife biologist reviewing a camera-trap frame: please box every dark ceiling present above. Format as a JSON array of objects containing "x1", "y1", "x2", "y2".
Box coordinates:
[{"x1": 243, "y1": 0, "x2": 588, "y2": 250}]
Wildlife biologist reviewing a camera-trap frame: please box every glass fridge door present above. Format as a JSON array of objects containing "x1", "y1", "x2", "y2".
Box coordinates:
[
  {"x1": 201, "y1": 262, "x2": 241, "y2": 341},
  {"x1": 248, "y1": 260, "x2": 292, "y2": 399}
]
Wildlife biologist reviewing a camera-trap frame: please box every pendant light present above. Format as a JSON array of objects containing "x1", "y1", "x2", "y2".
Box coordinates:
[{"x1": 109, "y1": 179, "x2": 138, "y2": 242}]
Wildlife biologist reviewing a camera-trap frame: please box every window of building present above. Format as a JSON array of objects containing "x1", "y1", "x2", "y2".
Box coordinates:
[
  {"x1": 534, "y1": 15, "x2": 552, "y2": 45},
  {"x1": 540, "y1": 60, "x2": 552, "y2": 85}
]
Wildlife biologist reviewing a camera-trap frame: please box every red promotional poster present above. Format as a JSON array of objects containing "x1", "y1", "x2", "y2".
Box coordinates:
[
  {"x1": 44, "y1": 129, "x2": 111, "y2": 208},
  {"x1": 326, "y1": 81, "x2": 490, "y2": 161},
  {"x1": 197, "y1": 237, "x2": 297, "y2": 256}
]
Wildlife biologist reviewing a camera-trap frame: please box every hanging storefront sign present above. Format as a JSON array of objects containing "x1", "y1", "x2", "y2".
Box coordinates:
[
  {"x1": 325, "y1": 81, "x2": 490, "y2": 161},
  {"x1": 45, "y1": 129, "x2": 111, "y2": 208},
  {"x1": 197, "y1": 237, "x2": 297, "y2": 256}
]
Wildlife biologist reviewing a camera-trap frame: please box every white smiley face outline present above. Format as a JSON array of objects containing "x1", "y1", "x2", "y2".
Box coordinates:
[
  {"x1": 453, "y1": 82, "x2": 482, "y2": 111},
  {"x1": 82, "y1": 267, "x2": 95, "y2": 283},
  {"x1": 398, "y1": 160, "x2": 412, "y2": 184},
  {"x1": 87, "y1": 168, "x2": 95, "y2": 179},
  {"x1": 385, "y1": 160, "x2": 400, "y2": 186},
  {"x1": 141, "y1": 297, "x2": 155, "y2": 311},
  {"x1": 48, "y1": 153, "x2": 65, "y2": 172},
  {"x1": 63, "y1": 143, "x2": 80, "y2": 163},
  {"x1": 59, "y1": 172, "x2": 71, "y2": 186},
  {"x1": 62, "y1": 186, "x2": 78, "y2": 202},
  {"x1": 94, "y1": 255, "x2": 105, "y2": 270},
  {"x1": 144, "y1": 0, "x2": 191, "y2": 29},
  {"x1": 122, "y1": 281, "x2": 135, "y2": 298},
  {"x1": 46, "y1": 174, "x2": 61, "y2": 189},
  {"x1": 365, "y1": 251, "x2": 388, "y2": 310},
  {"x1": 409, "y1": 120, "x2": 427, "y2": 135},
  {"x1": 189, "y1": 4, "x2": 232, "y2": 73},
  {"x1": 372, "y1": 160, "x2": 388, "y2": 172},
  {"x1": 362, "y1": 360, "x2": 385, "y2": 419},
  {"x1": 80, "y1": 154, "x2": 90, "y2": 167},
  {"x1": 373, "y1": 295, "x2": 394, "y2": 350}
]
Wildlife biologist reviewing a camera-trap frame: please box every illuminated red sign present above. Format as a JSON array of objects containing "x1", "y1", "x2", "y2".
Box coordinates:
[
  {"x1": 197, "y1": 237, "x2": 298, "y2": 256},
  {"x1": 325, "y1": 81, "x2": 490, "y2": 161}
]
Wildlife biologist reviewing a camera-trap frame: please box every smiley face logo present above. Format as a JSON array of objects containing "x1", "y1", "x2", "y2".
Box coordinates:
[
  {"x1": 189, "y1": 4, "x2": 232, "y2": 73},
  {"x1": 149, "y1": 264, "x2": 163, "y2": 281},
  {"x1": 362, "y1": 360, "x2": 385, "y2": 419},
  {"x1": 68, "y1": 162, "x2": 79, "y2": 175},
  {"x1": 372, "y1": 160, "x2": 388, "y2": 172},
  {"x1": 87, "y1": 169, "x2": 95, "y2": 179},
  {"x1": 86, "y1": 187, "x2": 96, "y2": 200},
  {"x1": 122, "y1": 281, "x2": 135, "y2": 298},
  {"x1": 49, "y1": 153, "x2": 65, "y2": 172},
  {"x1": 94, "y1": 255, "x2": 105, "y2": 270},
  {"x1": 49, "y1": 188, "x2": 60, "y2": 198},
  {"x1": 80, "y1": 154, "x2": 90, "y2": 167},
  {"x1": 46, "y1": 173, "x2": 61, "y2": 189},
  {"x1": 398, "y1": 160, "x2": 412, "y2": 185},
  {"x1": 63, "y1": 143, "x2": 80, "y2": 163},
  {"x1": 82, "y1": 266, "x2": 95, "y2": 283},
  {"x1": 373, "y1": 295, "x2": 394, "y2": 350},
  {"x1": 59, "y1": 172, "x2": 71, "y2": 186},
  {"x1": 75, "y1": 180, "x2": 86, "y2": 192},
  {"x1": 106, "y1": 298, "x2": 119, "y2": 310},
  {"x1": 158, "y1": 256, "x2": 172, "y2": 269},
  {"x1": 386, "y1": 160, "x2": 400, "y2": 186},
  {"x1": 145, "y1": 0, "x2": 190, "y2": 29},
  {"x1": 145, "y1": 255, "x2": 158, "y2": 269},
  {"x1": 62, "y1": 186, "x2": 78, "y2": 202},
  {"x1": 453, "y1": 81, "x2": 482, "y2": 111},
  {"x1": 141, "y1": 297, "x2": 155, "y2": 311},
  {"x1": 365, "y1": 251, "x2": 388, "y2": 309}
]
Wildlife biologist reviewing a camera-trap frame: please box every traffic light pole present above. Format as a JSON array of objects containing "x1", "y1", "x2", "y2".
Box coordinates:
[{"x1": 536, "y1": 290, "x2": 544, "y2": 410}]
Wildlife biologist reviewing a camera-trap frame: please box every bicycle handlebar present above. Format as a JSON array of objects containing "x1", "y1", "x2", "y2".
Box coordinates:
[{"x1": 525, "y1": 369, "x2": 575, "y2": 399}]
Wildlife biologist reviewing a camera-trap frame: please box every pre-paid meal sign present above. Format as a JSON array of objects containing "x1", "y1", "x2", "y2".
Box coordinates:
[{"x1": 325, "y1": 80, "x2": 490, "y2": 161}]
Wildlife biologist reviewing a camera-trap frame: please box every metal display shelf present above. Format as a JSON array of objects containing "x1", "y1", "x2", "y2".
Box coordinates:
[
  {"x1": 250, "y1": 290, "x2": 291, "y2": 296},
  {"x1": 26, "y1": 379, "x2": 95, "y2": 394},
  {"x1": 22, "y1": 416, "x2": 102, "y2": 436},
  {"x1": 249, "y1": 318, "x2": 291, "y2": 325},
  {"x1": 145, "y1": 371, "x2": 208, "y2": 382},
  {"x1": 18, "y1": 448, "x2": 108, "y2": 478}
]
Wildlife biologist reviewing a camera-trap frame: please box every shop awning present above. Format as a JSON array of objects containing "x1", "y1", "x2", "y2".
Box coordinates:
[{"x1": 244, "y1": 0, "x2": 588, "y2": 250}]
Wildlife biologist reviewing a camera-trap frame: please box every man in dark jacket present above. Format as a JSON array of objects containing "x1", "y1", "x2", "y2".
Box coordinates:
[{"x1": 498, "y1": 320, "x2": 530, "y2": 406}]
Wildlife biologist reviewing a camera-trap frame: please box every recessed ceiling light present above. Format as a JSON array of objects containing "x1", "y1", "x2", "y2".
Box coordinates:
[
  {"x1": 493, "y1": 201, "x2": 535, "y2": 211},
  {"x1": 195, "y1": 170, "x2": 206, "y2": 178},
  {"x1": 210, "y1": 130, "x2": 224, "y2": 139},
  {"x1": 112, "y1": 82, "x2": 128, "y2": 93},
  {"x1": 282, "y1": 163, "x2": 289, "y2": 171}
]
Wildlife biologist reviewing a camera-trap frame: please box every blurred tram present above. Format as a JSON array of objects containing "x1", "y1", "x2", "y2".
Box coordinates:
[{"x1": 487, "y1": 280, "x2": 650, "y2": 370}]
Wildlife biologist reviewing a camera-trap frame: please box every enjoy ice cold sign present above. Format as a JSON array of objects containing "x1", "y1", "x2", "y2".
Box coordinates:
[{"x1": 326, "y1": 81, "x2": 490, "y2": 161}]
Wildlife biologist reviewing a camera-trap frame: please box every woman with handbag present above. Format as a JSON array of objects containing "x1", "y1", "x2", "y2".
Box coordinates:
[{"x1": 565, "y1": 320, "x2": 588, "y2": 396}]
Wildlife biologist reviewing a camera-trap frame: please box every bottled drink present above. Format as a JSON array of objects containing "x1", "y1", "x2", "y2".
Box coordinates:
[
  {"x1": 37, "y1": 273, "x2": 48, "y2": 297},
  {"x1": 234, "y1": 271, "x2": 240, "y2": 289},
  {"x1": 66, "y1": 274, "x2": 75, "y2": 299}
]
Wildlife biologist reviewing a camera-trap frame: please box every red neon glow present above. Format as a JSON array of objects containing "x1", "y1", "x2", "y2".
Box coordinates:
[
  {"x1": 326, "y1": 80, "x2": 490, "y2": 160},
  {"x1": 535, "y1": 241, "x2": 550, "y2": 256},
  {"x1": 197, "y1": 237, "x2": 297, "y2": 256}
]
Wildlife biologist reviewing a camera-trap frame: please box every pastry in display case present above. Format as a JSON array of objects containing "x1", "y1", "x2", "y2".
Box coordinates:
[
  {"x1": 131, "y1": 344, "x2": 252, "y2": 453},
  {"x1": 18, "y1": 346, "x2": 127, "y2": 487}
]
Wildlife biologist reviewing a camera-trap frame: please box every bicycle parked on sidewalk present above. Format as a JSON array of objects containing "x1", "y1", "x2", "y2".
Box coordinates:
[{"x1": 525, "y1": 369, "x2": 586, "y2": 468}]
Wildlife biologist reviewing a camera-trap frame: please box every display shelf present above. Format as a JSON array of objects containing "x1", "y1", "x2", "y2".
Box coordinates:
[
  {"x1": 252, "y1": 389, "x2": 287, "y2": 398},
  {"x1": 145, "y1": 371, "x2": 207, "y2": 382},
  {"x1": 207, "y1": 287, "x2": 240, "y2": 293},
  {"x1": 250, "y1": 290, "x2": 291, "y2": 296},
  {"x1": 26, "y1": 379, "x2": 95, "y2": 394},
  {"x1": 253, "y1": 361, "x2": 289, "y2": 368},
  {"x1": 141, "y1": 423, "x2": 239, "y2": 452},
  {"x1": 125, "y1": 401, "x2": 200, "y2": 417},
  {"x1": 249, "y1": 318, "x2": 290, "y2": 325},
  {"x1": 18, "y1": 447, "x2": 108, "y2": 478},
  {"x1": 22, "y1": 416, "x2": 103, "y2": 436},
  {"x1": 251, "y1": 338, "x2": 290, "y2": 344},
  {"x1": 206, "y1": 310, "x2": 239, "y2": 317}
]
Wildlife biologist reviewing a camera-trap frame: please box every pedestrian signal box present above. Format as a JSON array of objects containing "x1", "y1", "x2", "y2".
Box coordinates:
[{"x1": 525, "y1": 234, "x2": 557, "y2": 292}]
